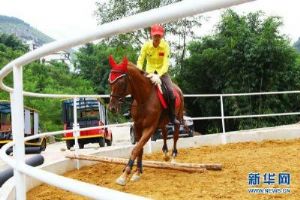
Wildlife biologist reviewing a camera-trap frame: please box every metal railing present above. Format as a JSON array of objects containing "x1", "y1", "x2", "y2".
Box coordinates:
[
  {"x1": 0, "y1": 0, "x2": 256, "y2": 199},
  {"x1": 184, "y1": 91, "x2": 300, "y2": 135}
]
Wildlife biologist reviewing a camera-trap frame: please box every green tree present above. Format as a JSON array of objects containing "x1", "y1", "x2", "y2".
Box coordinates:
[
  {"x1": 0, "y1": 33, "x2": 28, "y2": 52},
  {"x1": 74, "y1": 42, "x2": 138, "y2": 94},
  {"x1": 0, "y1": 33, "x2": 96, "y2": 132},
  {"x1": 23, "y1": 61, "x2": 95, "y2": 131},
  {"x1": 177, "y1": 10, "x2": 300, "y2": 133},
  {"x1": 0, "y1": 33, "x2": 28, "y2": 100},
  {"x1": 94, "y1": 0, "x2": 202, "y2": 67}
]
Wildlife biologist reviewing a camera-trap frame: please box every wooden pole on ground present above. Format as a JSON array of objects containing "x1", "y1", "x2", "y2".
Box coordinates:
[{"x1": 66, "y1": 154, "x2": 222, "y2": 172}]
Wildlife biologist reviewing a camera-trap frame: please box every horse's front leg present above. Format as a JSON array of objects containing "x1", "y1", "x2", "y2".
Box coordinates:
[
  {"x1": 116, "y1": 126, "x2": 155, "y2": 186},
  {"x1": 131, "y1": 123, "x2": 143, "y2": 182},
  {"x1": 130, "y1": 148, "x2": 143, "y2": 182},
  {"x1": 161, "y1": 127, "x2": 170, "y2": 161},
  {"x1": 171, "y1": 123, "x2": 180, "y2": 163}
]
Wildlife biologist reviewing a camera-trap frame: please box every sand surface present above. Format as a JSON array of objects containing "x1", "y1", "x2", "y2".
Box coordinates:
[{"x1": 27, "y1": 139, "x2": 300, "y2": 200}]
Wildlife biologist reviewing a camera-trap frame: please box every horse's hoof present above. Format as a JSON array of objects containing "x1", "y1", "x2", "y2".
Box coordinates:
[
  {"x1": 130, "y1": 173, "x2": 141, "y2": 182},
  {"x1": 163, "y1": 153, "x2": 170, "y2": 161},
  {"x1": 116, "y1": 176, "x2": 127, "y2": 186}
]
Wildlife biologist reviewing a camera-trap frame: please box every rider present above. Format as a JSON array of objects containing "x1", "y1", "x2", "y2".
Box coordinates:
[{"x1": 137, "y1": 24, "x2": 179, "y2": 125}]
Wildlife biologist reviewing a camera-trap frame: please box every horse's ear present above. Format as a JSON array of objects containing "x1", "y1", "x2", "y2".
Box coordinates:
[
  {"x1": 109, "y1": 55, "x2": 117, "y2": 68},
  {"x1": 122, "y1": 56, "x2": 128, "y2": 70}
]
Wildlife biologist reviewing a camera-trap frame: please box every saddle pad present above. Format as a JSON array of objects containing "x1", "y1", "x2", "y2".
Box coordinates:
[{"x1": 156, "y1": 87, "x2": 181, "y2": 109}]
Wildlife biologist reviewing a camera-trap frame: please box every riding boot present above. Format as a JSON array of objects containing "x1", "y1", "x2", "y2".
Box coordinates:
[{"x1": 169, "y1": 98, "x2": 180, "y2": 125}]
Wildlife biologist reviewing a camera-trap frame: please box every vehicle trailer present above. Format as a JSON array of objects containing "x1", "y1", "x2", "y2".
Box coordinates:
[
  {"x1": 62, "y1": 98, "x2": 112, "y2": 149},
  {"x1": 0, "y1": 101, "x2": 47, "y2": 151}
]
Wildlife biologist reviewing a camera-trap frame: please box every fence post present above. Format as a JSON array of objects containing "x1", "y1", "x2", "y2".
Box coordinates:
[
  {"x1": 220, "y1": 95, "x2": 227, "y2": 144},
  {"x1": 73, "y1": 97, "x2": 80, "y2": 169},
  {"x1": 147, "y1": 139, "x2": 152, "y2": 154},
  {"x1": 11, "y1": 65, "x2": 26, "y2": 199}
]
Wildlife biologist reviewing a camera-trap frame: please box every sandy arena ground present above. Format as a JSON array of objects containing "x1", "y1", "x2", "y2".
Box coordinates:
[{"x1": 27, "y1": 139, "x2": 300, "y2": 200}]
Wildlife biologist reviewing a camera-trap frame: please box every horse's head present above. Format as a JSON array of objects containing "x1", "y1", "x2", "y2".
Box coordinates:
[{"x1": 108, "y1": 55, "x2": 129, "y2": 113}]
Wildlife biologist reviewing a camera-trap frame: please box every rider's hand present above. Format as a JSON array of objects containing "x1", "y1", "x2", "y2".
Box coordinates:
[{"x1": 146, "y1": 73, "x2": 162, "y2": 86}]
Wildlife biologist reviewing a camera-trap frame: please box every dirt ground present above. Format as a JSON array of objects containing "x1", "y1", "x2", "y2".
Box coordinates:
[{"x1": 27, "y1": 139, "x2": 300, "y2": 200}]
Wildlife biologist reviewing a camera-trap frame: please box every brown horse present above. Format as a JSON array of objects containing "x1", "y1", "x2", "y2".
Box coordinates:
[{"x1": 108, "y1": 55, "x2": 184, "y2": 186}]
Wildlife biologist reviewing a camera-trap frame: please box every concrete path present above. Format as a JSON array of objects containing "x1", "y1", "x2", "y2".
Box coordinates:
[{"x1": 0, "y1": 126, "x2": 131, "y2": 171}]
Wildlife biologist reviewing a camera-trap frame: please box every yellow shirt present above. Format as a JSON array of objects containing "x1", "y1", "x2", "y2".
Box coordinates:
[{"x1": 137, "y1": 39, "x2": 170, "y2": 76}]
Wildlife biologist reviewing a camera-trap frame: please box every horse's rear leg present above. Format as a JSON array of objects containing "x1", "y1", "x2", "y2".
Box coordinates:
[
  {"x1": 161, "y1": 127, "x2": 170, "y2": 161},
  {"x1": 172, "y1": 123, "x2": 180, "y2": 163}
]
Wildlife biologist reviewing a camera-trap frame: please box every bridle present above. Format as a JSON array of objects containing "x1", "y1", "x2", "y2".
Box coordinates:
[{"x1": 109, "y1": 69, "x2": 129, "y2": 104}]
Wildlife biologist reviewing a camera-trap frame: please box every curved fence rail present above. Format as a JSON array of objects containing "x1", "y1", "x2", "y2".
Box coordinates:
[{"x1": 0, "y1": 0, "x2": 256, "y2": 199}]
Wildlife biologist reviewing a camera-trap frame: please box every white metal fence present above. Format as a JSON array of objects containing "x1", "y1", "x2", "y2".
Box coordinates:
[
  {"x1": 184, "y1": 91, "x2": 300, "y2": 134},
  {"x1": 0, "y1": 0, "x2": 257, "y2": 199}
]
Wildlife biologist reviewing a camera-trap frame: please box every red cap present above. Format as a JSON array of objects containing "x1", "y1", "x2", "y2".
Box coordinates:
[{"x1": 151, "y1": 24, "x2": 164, "y2": 37}]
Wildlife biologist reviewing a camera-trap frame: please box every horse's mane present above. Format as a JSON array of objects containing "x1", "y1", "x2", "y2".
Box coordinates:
[
  {"x1": 126, "y1": 62, "x2": 157, "y2": 98},
  {"x1": 127, "y1": 62, "x2": 146, "y2": 75}
]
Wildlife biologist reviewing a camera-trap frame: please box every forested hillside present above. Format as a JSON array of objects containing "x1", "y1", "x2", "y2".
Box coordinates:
[
  {"x1": 0, "y1": 34, "x2": 94, "y2": 131},
  {"x1": 0, "y1": 15, "x2": 54, "y2": 46}
]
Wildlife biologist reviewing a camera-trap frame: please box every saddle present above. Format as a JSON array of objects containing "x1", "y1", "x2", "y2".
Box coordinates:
[{"x1": 156, "y1": 83, "x2": 180, "y2": 110}]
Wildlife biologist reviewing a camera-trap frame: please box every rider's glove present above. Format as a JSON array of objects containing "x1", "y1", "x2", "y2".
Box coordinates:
[
  {"x1": 146, "y1": 73, "x2": 163, "y2": 93},
  {"x1": 146, "y1": 73, "x2": 162, "y2": 86}
]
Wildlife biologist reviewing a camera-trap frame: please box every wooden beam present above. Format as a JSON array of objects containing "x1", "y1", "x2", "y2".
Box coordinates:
[{"x1": 66, "y1": 154, "x2": 223, "y2": 172}]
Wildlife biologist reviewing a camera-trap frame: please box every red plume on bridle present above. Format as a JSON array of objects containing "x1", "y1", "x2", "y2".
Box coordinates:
[{"x1": 108, "y1": 55, "x2": 128, "y2": 83}]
